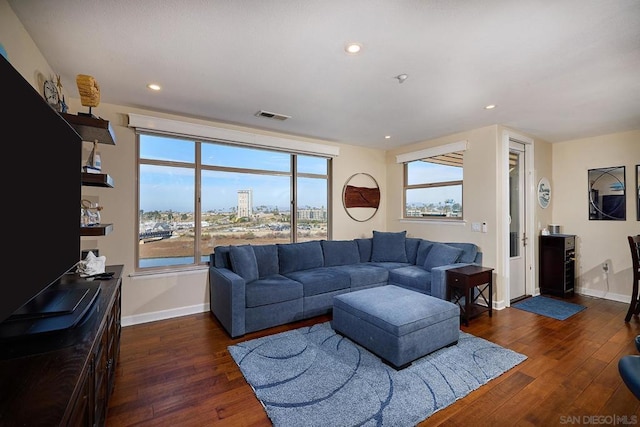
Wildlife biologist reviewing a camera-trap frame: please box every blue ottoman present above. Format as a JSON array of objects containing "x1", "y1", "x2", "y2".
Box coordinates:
[{"x1": 332, "y1": 285, "x2": 460, "y2": 369}]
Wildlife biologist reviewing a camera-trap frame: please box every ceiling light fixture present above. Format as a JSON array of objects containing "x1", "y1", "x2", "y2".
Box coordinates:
[
  {"x1": 147, "y1": 83, "x2": 161, "y2": 91},
  {"x1": 394, "y1": 74, "x2": 408, "y2": 83},
  {"x1": 385, "y1": 135, "x2": 391, "y2": 139},
  {"x1": 484, "y1": 104, "x2": 496, "y2": 109},
  {"x1": 345, "y1": 43, "x2": 362, "y2": 54}
]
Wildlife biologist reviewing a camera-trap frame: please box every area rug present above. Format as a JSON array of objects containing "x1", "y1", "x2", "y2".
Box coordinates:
[
  {"x1": 511, "y1": 295, "x2": 586, "y2": 320},
  {"x1": 228, "y1": 321, "x2": 527, "y2": 427}
]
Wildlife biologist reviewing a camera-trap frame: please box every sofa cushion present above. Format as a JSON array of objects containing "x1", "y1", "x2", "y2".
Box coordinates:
[
  {"x1": 355, "y1": 238, "x2": 372, "y2": 262},
  {"x1": 278, "y1": 241, "x2": 324, "y2": 274},
  {"x1": 213, "y1": 245, "x2": 232, "y2": 269},
  {"x1": 321, "y1": 240, "x2": 360, "y2": 267},
  {"x1": 334, "y1": 263, "x2": 390, "y2": 288},
  {"x1": 446, "y1": 242, "x2": 479, "y2": 264},
  {"x1": 285, "y1": 267, "x2": 350, "y2": 296},
  {"x1": 252, "y1": 244, "x2": 279, "y2": 278},
  {"x1": 388, "y1": 266, "x2": 432, "y2": 293},
  {"x1": 245, "y1": 274, "x2": 303, "y2": 308},
  {"x1": 405, "y1": 237, "x2": 421, "y2": 264},
  {"x1": 423, "y1": 243, "x2": 463, "y2": 271},
  {"x1": 415, "y1": 240, "x2": 434, "y2": 266},
  {"x1": 371, "y1": 230, "x2": 408, "y2": 263},
  {"x1": 229, "y1": 245, "x2": 259, "y2": 282}
]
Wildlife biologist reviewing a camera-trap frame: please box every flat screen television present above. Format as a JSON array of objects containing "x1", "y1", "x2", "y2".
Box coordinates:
[{"x1": 0, "y1": 55, "x2": 90, "y2": 335}]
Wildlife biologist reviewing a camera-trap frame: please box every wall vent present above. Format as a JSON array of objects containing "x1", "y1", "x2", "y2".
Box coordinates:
[{"x1": 255, "y1": 110, "x2": 291, "y2": 121}]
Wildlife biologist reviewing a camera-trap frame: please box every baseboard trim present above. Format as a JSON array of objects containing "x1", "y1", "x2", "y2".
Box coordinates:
[
  {"x1": 122, "y1": 303, "x2": 209, "y2": 327},
  {"x1": 121, "y1": 287, "x2": 630, "y2": 327},
  {"x1": 574, "y1": 287, "x2": 630, "y2": 304}
]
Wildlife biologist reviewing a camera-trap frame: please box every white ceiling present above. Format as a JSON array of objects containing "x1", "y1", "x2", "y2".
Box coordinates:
[{"x1": 8, "y1": 0, "x2": 640, "y2": 150}]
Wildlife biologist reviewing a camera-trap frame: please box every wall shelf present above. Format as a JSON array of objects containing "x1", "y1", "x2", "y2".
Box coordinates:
[
  {"x1": 80, "y1": 223, "x2": 113, "y2": 236},
  {"x1": 61, "y1": 112, "x2": 116, "y2": 145},
  {"x1": 81, "y1": 172, "x2": 114, "y2": 187}
]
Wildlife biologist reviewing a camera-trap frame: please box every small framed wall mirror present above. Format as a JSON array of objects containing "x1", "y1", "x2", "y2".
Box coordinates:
[
  {"x1": 636, "y1": 164, "x2": 639, "y2": 221},
  {"x1": 588, "y1": 166, "x2": 626, "y2": 220}
]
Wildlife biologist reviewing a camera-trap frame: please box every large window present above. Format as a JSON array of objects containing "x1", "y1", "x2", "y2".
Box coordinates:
[
  {"x1": 403, "y1": 151, "x2": 463, "y2": 219},
  {"x1": 137, "y1": 133, "x2": 330, "y2": 271}
]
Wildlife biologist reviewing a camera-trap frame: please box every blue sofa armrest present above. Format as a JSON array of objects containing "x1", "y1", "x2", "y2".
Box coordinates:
[
  {"x1": 430, "y1": 262, "x2": 474, "y2": 300},
  {"x1": 209, "y1": 267, "x2": 246, "y2": 338}
]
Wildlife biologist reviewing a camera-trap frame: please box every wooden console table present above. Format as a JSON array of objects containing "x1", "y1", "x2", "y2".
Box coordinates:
[
  {"x1": 0, "y1": 265, "x2": 122, "y2": 426},
  {"x1": 446, "y1": 265, "x2": 494, "y2": 326}
]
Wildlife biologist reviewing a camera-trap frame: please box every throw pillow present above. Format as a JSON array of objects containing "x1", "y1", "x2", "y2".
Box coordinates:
[
  {"x1": 229, "y1": 245, "x2": 259, "y2": 282},
  {"x1": 415, "y1": 240, "x2": 434, "y2": 266},
  {"x1": 423, "y1": 242, "x2": 463, "y2": 271},
  {"x1": 405, "y1": 237, "x2": 421, "y2": 264},
  {"x1": 277, "y1": 241, "x2": 324, "y2": 274},
  {"x1": 355, "y1": 238, "x2": 372, "y2": 262},
  {"x1": 322, "y1": 240, "x2": 360, "y2": 266},
  {"x1": 371, "y1": 230, "x2": 408, "y2": 263},
  {"x1": 446, "y1": 242, "x2": 479, "y2": 264},
  {"x1": 252, "y1": 244, "x2": 279, "y2": 278}
]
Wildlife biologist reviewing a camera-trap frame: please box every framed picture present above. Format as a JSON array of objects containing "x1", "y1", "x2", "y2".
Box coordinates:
[{"x1": 588, "y1": 166, "x2": 626, "y2": 220}]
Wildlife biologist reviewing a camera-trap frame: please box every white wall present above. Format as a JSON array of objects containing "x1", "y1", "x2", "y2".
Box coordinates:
[{"x1": 552, "y1": 130, "x2": 640, "y2": 302}]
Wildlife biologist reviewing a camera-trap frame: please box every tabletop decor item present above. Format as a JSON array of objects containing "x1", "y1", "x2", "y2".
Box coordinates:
[{"x1": 76, "y1": 74, "x2": 101, "y2": 115}]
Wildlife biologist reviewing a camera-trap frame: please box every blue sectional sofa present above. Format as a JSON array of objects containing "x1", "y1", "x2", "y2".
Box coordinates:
[{"x1": 209, "y1": 231, "x2": 482, "y2": 338}]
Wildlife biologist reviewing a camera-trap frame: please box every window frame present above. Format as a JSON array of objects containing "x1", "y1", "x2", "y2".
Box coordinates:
[
  {"x1": 135, "y1": 130, "x2": 332, "y2": 273},
  {"x1": 402, "y1": 151, "x2": 464, "y2": 220}
]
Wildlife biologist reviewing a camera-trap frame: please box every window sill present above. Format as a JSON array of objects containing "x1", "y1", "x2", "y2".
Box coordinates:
[
  {"x1": 399, "y1": 218, "x2": 466, "y2": 226},
  {"x1": 129, "y1": 264, "x2": 209, "y2": 278}
]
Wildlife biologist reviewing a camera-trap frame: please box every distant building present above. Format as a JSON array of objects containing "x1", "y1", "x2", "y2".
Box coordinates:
[
  {"x1": 237, "y1": 189, "x2": 253, "y2": 218},
  {"x1": 297, "y1": 208, "x2": 327, "y2": 221}
]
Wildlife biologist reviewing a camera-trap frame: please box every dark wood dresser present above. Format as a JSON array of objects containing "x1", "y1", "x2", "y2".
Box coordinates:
[{"x1": 0, "y1": 265, "x2": 122, "y2": 426}]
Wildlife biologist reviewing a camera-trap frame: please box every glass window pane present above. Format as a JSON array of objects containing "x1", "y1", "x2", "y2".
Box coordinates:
[
  {"x1": 297, "y1": 155, "x2": 327, "y2": 175},
  {"x1": 202, "y1": 143, "x2": 290, "y2": 172},
  {"x1": 405, "y1": 186, "x2": 462, "y2": 218},
  {"x1": 138, "y1": 164, "x2": 195, "y2": 268},
  {"x1": 407, "y1": 160, "x2": 462, "y2": 185},
  {"x1": 140, "y1": 134, "x2": 195, "y2": 163},
  {"x1": 201, "y1": 170, "x2": 291, "y2": 248},
  {"x1": 297, "y1": 177, "x2": 328, "y2": 242}
]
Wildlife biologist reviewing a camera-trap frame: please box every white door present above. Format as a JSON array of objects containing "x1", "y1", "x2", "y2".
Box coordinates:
[{"x1": 509, "y1": 141, "x2": 527, "y2": 301}]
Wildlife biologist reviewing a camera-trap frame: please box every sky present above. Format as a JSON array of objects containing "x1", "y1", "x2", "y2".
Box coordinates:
[
  {"x1": 139, "y1": 135, "x2": 328, "y2": 212},
  {"x1": 138, "y1": 135, "x2": 463, "y2": 213}
]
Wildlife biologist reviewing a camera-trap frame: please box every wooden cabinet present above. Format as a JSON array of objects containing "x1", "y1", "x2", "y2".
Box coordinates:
[
  {"x1": 447, "y1": 265, "x2": 494, "y2": 326},
  {"x1": 539, "y1": 234, "x2": 576, "y2": 298},
  {"x1": 0, "y1": 265, "x2": 123, "y2": 426}
]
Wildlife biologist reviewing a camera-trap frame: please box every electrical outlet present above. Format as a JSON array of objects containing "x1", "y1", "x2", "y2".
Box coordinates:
[{"x1": 603, "y1": 262, "x2": 609, "y2": 272}]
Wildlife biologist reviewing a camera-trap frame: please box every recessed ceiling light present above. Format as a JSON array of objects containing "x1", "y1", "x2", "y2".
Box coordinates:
[
  {"x1": 345, "y1": 43, "x2": 362, "y2": 54},
  {"x1": 147, "y1": 83, "x2": 161, "y2": 91},
  {"x1": 385, "y1": 135, "x2": 391, "y2": 139},
  {"x1": 484, "y1": 104, "x2": 496, "y2": 110}
]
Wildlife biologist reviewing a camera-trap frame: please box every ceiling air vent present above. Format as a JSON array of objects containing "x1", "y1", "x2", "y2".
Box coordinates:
[{"x1": 255, "y1": 110, "x2": 291, "y2": 121}]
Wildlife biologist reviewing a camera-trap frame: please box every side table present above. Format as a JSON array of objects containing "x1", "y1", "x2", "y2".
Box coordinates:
[{"x1": 446, "y1": 265, "x2": 494, "y2": 326}]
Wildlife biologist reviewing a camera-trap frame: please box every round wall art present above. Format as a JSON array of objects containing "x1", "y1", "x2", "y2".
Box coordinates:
[
  {"x1": 342, "y1": 173, "x2": 380, "y2": 222},
  {"x1": 537, "y1": 177, "x2": 551, "y2": 208}
]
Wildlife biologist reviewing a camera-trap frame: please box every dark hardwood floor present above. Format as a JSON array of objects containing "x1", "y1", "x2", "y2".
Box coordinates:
[{"x1": 107, "y1": 294, "x2": 640, "y2": 426}]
